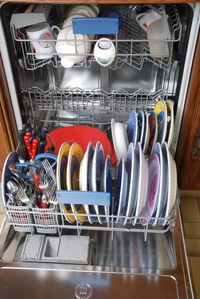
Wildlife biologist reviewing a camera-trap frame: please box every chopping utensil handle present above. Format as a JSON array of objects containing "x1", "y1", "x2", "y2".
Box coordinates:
[
  {"x1": 34, "y1": 173, "x2": 41, "y2": 192},
  {"x1": 31, "y1": 139, "x2": 38, "y2": 159},
  {"x1": 24, "y1": 135, "x2": 32, "y2": 157}
]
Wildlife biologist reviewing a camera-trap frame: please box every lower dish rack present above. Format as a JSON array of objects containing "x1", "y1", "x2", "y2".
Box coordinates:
[{"x1": 4, "y1": 194, "x2": 179, "y2": 242}]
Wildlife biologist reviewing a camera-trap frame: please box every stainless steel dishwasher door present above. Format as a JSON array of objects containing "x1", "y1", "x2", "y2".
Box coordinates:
[
  {"x1": 0, "y1": 269, "x2": 179, "y2": 299},
  {"x1": 0, "y1": 209, "x2": 193, "y2": 299}
]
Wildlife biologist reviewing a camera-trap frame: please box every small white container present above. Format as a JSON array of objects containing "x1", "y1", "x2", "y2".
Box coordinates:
[{"x1": 94, "y1": 38, "x2": 116, "y2": 67}]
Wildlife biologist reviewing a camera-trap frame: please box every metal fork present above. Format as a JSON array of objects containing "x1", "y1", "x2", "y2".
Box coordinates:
[
  {"x1": 46, "y1": 179, "x2": 57, "y2": 205},
  {"x1": 42, "y1": 159, "x2": 56, "y2": 183},
  {"x1": 16, "y1": 189, "x2": 30, "y2": 205}
]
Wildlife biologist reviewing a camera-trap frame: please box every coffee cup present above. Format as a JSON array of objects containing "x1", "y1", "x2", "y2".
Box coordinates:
[
  {"x1": 26, "y1": 22, "x2": 56, "y2": 60},
  {"x1": 136, "y1": 9, "x2": 162, "y2": 31}
]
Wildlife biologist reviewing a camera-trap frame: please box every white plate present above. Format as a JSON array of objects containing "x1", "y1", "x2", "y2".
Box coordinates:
[
  {"x1": 166, "y1": 100, "x2": 174, "y2": 148},
  {"x1": 123, "y1": 143, "x2": 138, "y2": 225},
  {"x1": 113, "y1": 158, "x2": 128, "y2": 223},
  {"x1": 132, "y1": 142, "x2": 148, "y2": 225},
  {"x1": 101, "y1": 155, "x2": 112, "y2": 223},
  {"x1": 141, "y1": 154, "x2": 160, "y2": 225},
  {"x1": 79, "y1": 141, "x2": 95, "y2": 224},
  {"x1": 91, "y1": 141, "x2": 105, "y2": 224},
  {"x1": 137, "y1": 110, "x2": 145, "y2": 143},
  {"x1": 150, "y1": 142, "x2": 167, "y2": 226},
  {"x1": 111, "y1": 118, "x2": 128, "y2": 163},
  {"x1": 142, "y1": 110, "x2": 150, "y2": 154},
  {"x1": 161, "y1": 142, "x2": 177, "y2": 226},
  {"x1": 127, "y1": 110, "x2": 138, "y2": 146}
]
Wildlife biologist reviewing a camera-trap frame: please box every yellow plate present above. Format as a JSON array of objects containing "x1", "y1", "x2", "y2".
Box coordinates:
[
  {"x1": 153, "y1": 101, "x2": 167, "y2": 144},
  {"x1": 166, "y1": 100, "x2": 174, "y2": 148},
  {"x1": 67, "y1": 143, "x2": 86, "y2": 224},
  {"x1": 56, "y1": 142, "x2": 75, "y2": 223}
]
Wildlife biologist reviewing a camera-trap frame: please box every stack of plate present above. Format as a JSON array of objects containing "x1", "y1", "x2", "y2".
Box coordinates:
[
  {"x1": 113, "y1": 141, "x2": 177, "y2": 226},
  {"x1": 111, "y1": 100, "x2": 174, "y2": 163},
  {"x1": 56, "y1": 141, "x2": 112, "y2": 224}
]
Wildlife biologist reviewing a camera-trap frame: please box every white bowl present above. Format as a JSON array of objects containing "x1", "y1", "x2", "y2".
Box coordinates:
[
  {"x1": 111, "y1": 118, "x2": 128, "y2": 163},
  {"x1": 65, "y1": 5, "x2": 98, "y2": 21},
  {"x1": 56, "y1": 25, "x2": 92, "y2": 68}
]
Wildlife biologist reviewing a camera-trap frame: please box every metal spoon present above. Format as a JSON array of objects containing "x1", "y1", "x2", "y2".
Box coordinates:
[{"x1": 7, "y1": 181, "x2": 19, "y2": 195}]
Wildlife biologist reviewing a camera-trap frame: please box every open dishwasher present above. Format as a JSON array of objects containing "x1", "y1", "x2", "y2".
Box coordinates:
[{"x1": 0, "y1": 3, "x2": 198, "y2": 299}]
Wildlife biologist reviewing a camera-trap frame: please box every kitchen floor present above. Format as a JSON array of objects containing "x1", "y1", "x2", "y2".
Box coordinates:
[{"x1": 180, "y1": 190, "x2": 200, "y2": 299}]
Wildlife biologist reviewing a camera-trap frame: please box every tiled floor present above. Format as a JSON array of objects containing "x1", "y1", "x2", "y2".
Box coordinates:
[{"x1": 180, "y1": 192, "x2": 200, "y2": 299}]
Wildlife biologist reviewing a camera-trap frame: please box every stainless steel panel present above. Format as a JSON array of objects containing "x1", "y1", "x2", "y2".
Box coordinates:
[
  {"x1": 0, "y1": 269, "x2": 179, "y2": 299},
  {"x1": 0, "y1": 210, "x2": 194, "y2": 299},
  {"x1": 58, "y1": 62, "x2": 167, "y2": 93}
]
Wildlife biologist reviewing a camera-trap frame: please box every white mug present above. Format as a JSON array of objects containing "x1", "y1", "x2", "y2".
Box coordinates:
[
  {"x1": 136, "y1": 9, "x2": 162, "y2": 31},
  {"x1": 94, "y1": 38, "x2": 116, "y2": 67},
  {"x1": 26, "y1": 22, "x2": 55, "y2": 59}
]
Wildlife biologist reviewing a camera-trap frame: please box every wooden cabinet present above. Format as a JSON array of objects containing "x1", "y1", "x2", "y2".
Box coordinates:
[
  {"x1": 0, "y1": 55, "x2": 17, "y2": 180},
  {"x1": 176, "y1": 30, "x2": 200, "y2": 190}
]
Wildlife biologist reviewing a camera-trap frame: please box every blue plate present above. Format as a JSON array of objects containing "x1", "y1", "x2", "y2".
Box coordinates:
[
  {"x1": 137, "y1": 110, "x2": 145, "y2": 143},
  {"x1": 124, "y1": 143, "x2": 138, "y2": 225},
  {"x1": 127, "y1": 110, "x2": 138, "y2": 146},
  {"x1": 114, "y1": 158, "x2": 128, "y2": 223},
  {"x1": 102, "y1": 155, "x2": 112, "y2": 223}
]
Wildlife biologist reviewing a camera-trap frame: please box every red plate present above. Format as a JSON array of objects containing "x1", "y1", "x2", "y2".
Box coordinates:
[{"x1": 46, "y1": 126, "x2": 116, "y2": 165}]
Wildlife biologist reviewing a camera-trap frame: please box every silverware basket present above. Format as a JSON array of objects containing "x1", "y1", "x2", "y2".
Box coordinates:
[
  {"x1": 32, "y1": 205, "x2": 59, "y2": 234},
  {"x1": 5, "y1": 204, "x2": 34, "y2": 233}
]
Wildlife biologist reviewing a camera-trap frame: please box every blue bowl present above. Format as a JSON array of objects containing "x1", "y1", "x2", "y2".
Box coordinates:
[{"x1": 102, "y1": 10, "x2": 123, "y2": 31}]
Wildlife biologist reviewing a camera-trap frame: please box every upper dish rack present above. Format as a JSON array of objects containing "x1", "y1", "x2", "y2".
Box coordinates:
[{"x1": 11, "y1": 5, "x2": 182, "y2": 72}]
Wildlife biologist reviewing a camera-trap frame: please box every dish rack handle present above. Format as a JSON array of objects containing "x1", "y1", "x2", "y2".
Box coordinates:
[
  {"x1": 72, "y1": 18, "x2": 119, "y2": 35},
  {"x1": 56, "y1": 190, "x2": 110, "y2": 206}
]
